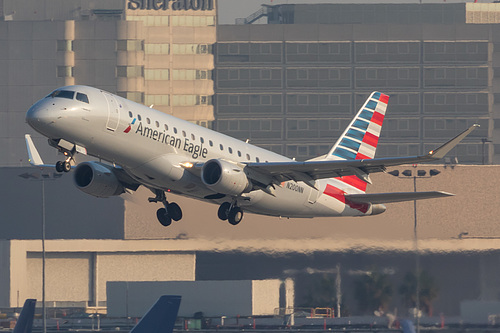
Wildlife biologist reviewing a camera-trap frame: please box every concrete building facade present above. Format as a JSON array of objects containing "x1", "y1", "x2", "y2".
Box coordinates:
[
  {"x1": 2, "y1": 164, "x2": 500, "y2": 316},
  {"x1": 0, "y1": 0, "x2": 216, "y2": 167},
  {"x1": 214, "y1": 3, "x2": 500, "y2": 164},
  {"x1": 0, "y1": 239, "x2": 196, "y2": 308}
]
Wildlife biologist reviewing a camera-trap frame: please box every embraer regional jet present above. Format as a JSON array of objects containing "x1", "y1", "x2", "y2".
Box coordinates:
[{"x1": 25, "y1": 86, "x2": 478, "y2": 226}]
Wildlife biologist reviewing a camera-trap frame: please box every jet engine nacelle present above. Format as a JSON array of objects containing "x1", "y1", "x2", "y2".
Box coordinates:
[
  {"x1": 73, "y1": 161, "x2": 125, "y2": 198},
  {"x1": 201, "y1": 159, "x2": 252, "y2": 196}
]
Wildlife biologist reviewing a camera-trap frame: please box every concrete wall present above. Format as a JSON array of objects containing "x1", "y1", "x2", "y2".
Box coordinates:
[
  {"x1": 0, "y1": 239, "x2": 196, "y2": 308},
  {"x1": 1, "y1": 0, "x2": 217, "y2": 167},
  {"x1": 0, "y1": 167, "x2": 125, "y2": 239},
  {"x1": 252, "y1": 279, "x2": 281, "y2": 316},
  {"x1": 123, "y1": 164, "x2": 500, "y2": 243},
  {"x1": 107, "y1": 279, "x2": 284, "y2": 317}
]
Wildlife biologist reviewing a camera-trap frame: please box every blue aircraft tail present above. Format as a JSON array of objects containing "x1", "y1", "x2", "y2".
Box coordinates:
[
  {"x1": 130, "y1": 295, "x2": 181, "y2": 333},
  {"x1": 13, "y1": 299, "x2": 36, "y2": 333}
]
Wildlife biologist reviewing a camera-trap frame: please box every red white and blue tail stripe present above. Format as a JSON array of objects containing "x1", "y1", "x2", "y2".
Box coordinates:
[
  {"x1": 327, "y1": 92, "x2": 389, "y2": 161},
  {"x1": 321, "y1": 92, "x2": 389, "y2": 197}
]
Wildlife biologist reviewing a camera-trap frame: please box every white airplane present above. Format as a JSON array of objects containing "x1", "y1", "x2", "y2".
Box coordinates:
[{"x1": 25, "y1": 85, "x2": 478, "y2": 226}]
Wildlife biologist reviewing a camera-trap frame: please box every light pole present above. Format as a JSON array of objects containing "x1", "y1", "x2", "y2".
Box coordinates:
[
  {"x1": 481, "y1": 138, "x2": 492, "y2": 165},
  {"x1": 388, "y1": 166, "x2": 441, "y2": 332},
  {"x1": 18, "y1": 171, "x2": 62, "y2": 333}
]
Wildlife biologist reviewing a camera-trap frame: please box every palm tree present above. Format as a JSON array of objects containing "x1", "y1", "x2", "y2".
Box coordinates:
[
  {"x1": 399, "y1": 270, "x2": 439, "y2": 316},
  {"x1": 353, "y1": 268, "x2": 393, "y2": 315}
]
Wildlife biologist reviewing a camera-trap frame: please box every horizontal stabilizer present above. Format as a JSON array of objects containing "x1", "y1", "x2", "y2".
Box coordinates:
[{"x1": 345, "y1": 191, "x2": 454, "y2": 204}]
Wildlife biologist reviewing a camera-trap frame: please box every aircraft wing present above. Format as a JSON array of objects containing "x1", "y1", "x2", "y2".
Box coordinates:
[
  {"x1": 244, "y1": 124, "x2": 479, "y2": 185},
  {"x1": 345, "y1": 191, "x2": 454, "y2": 204}
]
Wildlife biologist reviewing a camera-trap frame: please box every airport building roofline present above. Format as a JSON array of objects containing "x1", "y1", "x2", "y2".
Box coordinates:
[{"x1": 3, "y1": 237, "x2": 499, "y2": 254}]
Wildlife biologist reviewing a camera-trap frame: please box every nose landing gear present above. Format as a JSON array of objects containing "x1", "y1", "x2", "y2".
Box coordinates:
[
  {"x1": 52, "y1": 141, "x2": 76, "y2": 173},
  {"x1": 217, "y1": 201, "x2": 243, "y2": 225},
  {"x1": 149, "y1": 190, "x2": 183, "y2": 227},
  {"x1": 55, "y1": 159, "x2": 72, "y2": 173}
]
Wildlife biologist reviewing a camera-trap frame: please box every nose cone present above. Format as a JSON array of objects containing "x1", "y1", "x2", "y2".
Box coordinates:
[{"x1": 26, "y1": 99, "x2": 54, "y2": 135}]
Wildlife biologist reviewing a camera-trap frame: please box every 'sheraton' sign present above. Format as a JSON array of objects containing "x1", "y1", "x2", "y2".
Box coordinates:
[{"x1": 128, "y1": 0, "x2": 214, "y2": 11}]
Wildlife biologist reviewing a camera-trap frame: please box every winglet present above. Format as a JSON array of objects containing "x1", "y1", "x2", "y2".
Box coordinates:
[
  {"x1": 130, "y1": 295, "x2": 181, "y2": 333},
  {"x1": 427, "y1": 124, "x2": 479, "y2": 160},
  {"x1": 13, "y1": 299, "x2": 36, "y2": 333},
  {"x1": 25, "y1": 134, "x2": 44, "y2": 166}
]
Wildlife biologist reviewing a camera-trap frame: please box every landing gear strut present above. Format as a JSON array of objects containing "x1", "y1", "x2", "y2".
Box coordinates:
[
  {"x1": 218, "y1": 201, "x2": 243, "y2": 225},
  {"x1": 149, "y1": 190, "x2": 183, "y2": 227},
  {"x1": 55, "y1": 151, "x2": 75, "y2": 173}
]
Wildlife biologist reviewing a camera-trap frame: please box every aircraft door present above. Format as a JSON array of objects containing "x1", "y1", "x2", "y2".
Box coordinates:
[
  {"x1": 104, "y1": 93, "x2": 120, "y2": 131},
  {"x1": 307, "y1": 181, "x2": 319, "y2": 204}
]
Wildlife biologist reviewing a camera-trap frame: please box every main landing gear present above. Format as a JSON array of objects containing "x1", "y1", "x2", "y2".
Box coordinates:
[
  {"x1": 149, "y1": 190, "x2": 183, "y2": 227},
  {"x1": 217, "y1": 201, "x2": 243, "y2": 226}
]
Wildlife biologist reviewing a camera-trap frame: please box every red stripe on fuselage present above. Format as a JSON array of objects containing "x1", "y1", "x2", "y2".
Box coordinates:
[
  {"x1": 323, "y1": 184, "x2": 346, "y2": 203},
  {"x1": 323, "y1": 184, "x2": 369, "y2": 213},
  {"x1": 335, "y1": 175, "x2": 367, "y2": 192}
]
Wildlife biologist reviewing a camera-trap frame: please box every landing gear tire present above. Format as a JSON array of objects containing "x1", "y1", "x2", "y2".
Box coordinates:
[
  {"x1": 55, "y1": 161, "x2": 64, "y2": 173},
  {"x1": 156, "y1": 208, "x2": 172, "y2": 227},
  {"x1": 228, "y1": 207, "x2": 243, "y2": 226},
  {"x1": 55, "y1": 160, "x2": 71, "y2": 173},
  {"x1": 168, "y1": 202, "x2": 182, "y2": 222},
  {"x1": 150, "y1": 190, "x2": 182, "y2": 226},
  {"x1": 62, "y1": 161, "x2": 71, "y2": 172},
  {"x1": 218, "y1": 202, "x2": 231, "y2": 221}
]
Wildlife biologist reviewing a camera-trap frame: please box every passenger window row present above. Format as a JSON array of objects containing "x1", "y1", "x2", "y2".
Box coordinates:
[{"x1": 128, "y1": 111, "x2": 263, "y2": 162}]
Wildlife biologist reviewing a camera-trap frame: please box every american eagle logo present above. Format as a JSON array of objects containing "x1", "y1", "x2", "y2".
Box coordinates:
[{"x1": 124, "y1": 118, "x2": 136, "y2": 133}]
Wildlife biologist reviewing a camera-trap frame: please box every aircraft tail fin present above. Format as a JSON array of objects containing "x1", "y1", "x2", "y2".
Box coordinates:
[
  {"x1": 130, "y1": 295, "x2": 181, "y2": 333},
  {"x1": 13, "y1": 299, "x2": 36, "y2": 333},
  {"x1": 326, "y1": 92, "x2": 389, "y2": 161}
]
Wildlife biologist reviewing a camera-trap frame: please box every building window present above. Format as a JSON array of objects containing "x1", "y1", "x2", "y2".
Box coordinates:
[
  {"x1": 171, "y1": 15, "x2": 215, "y2": 26},
  {"x1": 127, "y1": 15, "x2": 169, "y2": 26},
  {"x1": 172, "y1": 70, "x2": 211, "y2": 80},
  {"x1": 145, "y1": 43, "x2": 169, "y2": 54},
  {"x1": 172, "y1": 44, "x2": 213, "y2": 54},
  {"x1": 57, "y1": 66, "x2": 73, "y2": 77},
  {"x1": 117, "y1": 40, "x2": 143, "y2": 51},
  {"x1": 145, "y1": 95, "x2": 170, "y2": 106},
  {"x1": 117, "y1": 66, "x2": 144, "y2": 78},
  {"x1": 117, "y1": 92, "x2": 144, "y2": 103},
  {"x1": 145, "y1": 69, "x2": 169, "y2": 80},
  {"x1": 171, "y1": 95, "x2": 212, "y2": 106},
  {"x1": 57, "y1": 40, "x2": 73, "y2": 52}
]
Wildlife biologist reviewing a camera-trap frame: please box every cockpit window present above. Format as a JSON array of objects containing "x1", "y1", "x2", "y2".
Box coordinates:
[
  {"x1": 76, "y1": 92, "x2": 89, "y2": 104},
  {"x1": 48, "y1": 90, "x2": 75, "y2": 100}
]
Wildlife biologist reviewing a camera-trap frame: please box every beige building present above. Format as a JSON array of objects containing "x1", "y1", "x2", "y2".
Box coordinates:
[
  {"x1": 0, "y1": 0, "x2": 216, "y2": 166},
  {"x1": 1, "y1": 164, "x2": 500, "y2": 316}
]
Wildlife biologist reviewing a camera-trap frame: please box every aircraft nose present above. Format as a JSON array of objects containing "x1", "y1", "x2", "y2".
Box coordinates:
[{"x1": 26, "y1": 100, "x2": 52, "y2": 131}]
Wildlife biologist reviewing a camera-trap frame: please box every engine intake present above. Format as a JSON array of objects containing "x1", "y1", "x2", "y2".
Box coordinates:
[
  {"x1": 201, "y1": 159, "x2": 251, "y2": 196},
  {"x1": 74, "y1": 162, "x2": 125, "y2": 198}
]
